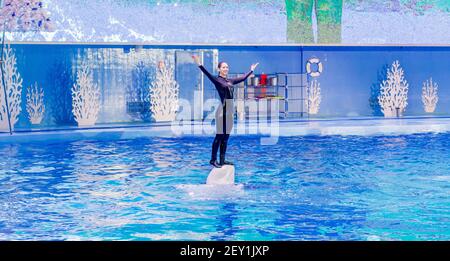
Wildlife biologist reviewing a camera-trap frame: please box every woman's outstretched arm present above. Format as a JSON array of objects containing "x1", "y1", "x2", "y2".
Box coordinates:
[
  {"x1": 192, "y1": 55, "x2": 217, "y2": 84},
  {"x1": 230, "y1": 62, "x2": 259, "y2": 84}
]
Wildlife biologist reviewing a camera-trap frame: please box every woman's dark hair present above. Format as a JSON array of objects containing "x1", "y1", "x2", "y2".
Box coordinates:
[{"x1": 218, "y1": 61, "x2": 227, "y2": 69}]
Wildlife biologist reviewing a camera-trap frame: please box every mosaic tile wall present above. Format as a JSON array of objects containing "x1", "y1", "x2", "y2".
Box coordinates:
[{"x1": 1, "y1": 0, "x2": 449, "y2": 44}]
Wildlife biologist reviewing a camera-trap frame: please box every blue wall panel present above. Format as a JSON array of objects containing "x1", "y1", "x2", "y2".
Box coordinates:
[{"x1": 3, "y1": 44, "x2": 449, "y2": 132}]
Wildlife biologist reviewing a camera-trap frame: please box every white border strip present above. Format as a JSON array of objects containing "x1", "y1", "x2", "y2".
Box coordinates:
[{"x1": 7, "y1": 41, "x2": 450, "y2": 47}]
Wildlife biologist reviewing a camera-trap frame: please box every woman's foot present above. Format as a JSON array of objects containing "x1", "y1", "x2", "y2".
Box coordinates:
[
  {"x1": 219, "y1": 158, "x2": 234, "y2": 165},
  {"x1": 210, "y1": 160, "x2": 222, "y2": 168}
]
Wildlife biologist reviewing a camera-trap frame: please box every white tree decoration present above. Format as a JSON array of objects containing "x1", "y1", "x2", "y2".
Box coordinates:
[
  {"x1": 149, "y1": 60, "x2": 179, "y2": 122},
  {"x1": 0, "y1": 43, "x2": 23, "y2": 131},
  {"x1": 71, "y1": 63, "x2": 100, "y2": 126},
  {"x1": 26, "y1": 82, "x2": 45, "y2": 124},
  {"x1": 308, "y1": 78, "x2": 321, "y2": 114},
  {"x1": 0, "y1": 0, "x2": 54, "y2": 31},
  {"x1": 378, "y1": 60, "x2": 409, "y2": 117},
  {"x1": 0, "y1": 0, "x2": 53, "y2": 132},
  {"x1": 422, "y1": 78, "x2": 438, "y2": 113}
]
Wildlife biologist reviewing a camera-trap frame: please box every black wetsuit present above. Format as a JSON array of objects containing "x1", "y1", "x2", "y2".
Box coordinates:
[{"x1": 198, "y1": 65, "x2": 253, "y2": 165}]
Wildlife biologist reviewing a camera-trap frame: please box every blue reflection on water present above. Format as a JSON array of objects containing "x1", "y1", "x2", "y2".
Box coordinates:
[{"x1": 0, "y1": 132, "x2": 449, "y2": 240}]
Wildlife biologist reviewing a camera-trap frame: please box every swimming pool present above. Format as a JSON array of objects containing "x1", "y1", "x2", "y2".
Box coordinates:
[{"x1": 1, "y1": 132, "x2": 449, "y2": 240}]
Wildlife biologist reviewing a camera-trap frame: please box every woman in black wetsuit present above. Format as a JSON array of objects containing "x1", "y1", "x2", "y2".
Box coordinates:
[{"x1": 192, "y1": 55, "x2": 258, "y2": 168}]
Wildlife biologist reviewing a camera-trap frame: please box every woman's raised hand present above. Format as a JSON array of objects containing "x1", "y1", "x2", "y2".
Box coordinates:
[
  {"x1": 192, "y1": 55, "x2": 201, "y2": 66},
  {"x1": 250, "y1": 62, "x2": 259, "y2": 71}
]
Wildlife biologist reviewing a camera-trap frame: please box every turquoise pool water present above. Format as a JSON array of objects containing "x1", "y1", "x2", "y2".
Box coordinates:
[{"x1": 0, "y1": 133, "x2": 449, "y2": 240}]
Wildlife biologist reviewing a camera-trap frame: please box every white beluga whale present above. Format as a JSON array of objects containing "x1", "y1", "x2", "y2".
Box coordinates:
[
  {"x1": 206, "y1": 165, "x2": 235, "y2": 185},
  {"x1": 176, "y1": 165, "x2": 241, "y2": 199}
]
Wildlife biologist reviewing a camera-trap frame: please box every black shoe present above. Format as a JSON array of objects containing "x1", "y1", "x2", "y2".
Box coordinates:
[
  {"x1": 210, "y1": 160, "x2": 222, "y2": 168},
  {"x1": 219, "y1": 158, "x2": 234, "y2": 165}
]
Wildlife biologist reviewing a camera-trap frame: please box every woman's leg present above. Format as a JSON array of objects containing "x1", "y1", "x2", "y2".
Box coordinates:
[
  {"x1": 220, "y1": 99, "x2": 234, "y2": 165},
  {"x1": 211, "y1": 105, "x2": 225, "y2": 167},
  {"x1": 211, "y1": 134, "x2": 224, "y2": 166},
  {"x1": 219, "y1": 134, "x2": 233, "y2": 165}
]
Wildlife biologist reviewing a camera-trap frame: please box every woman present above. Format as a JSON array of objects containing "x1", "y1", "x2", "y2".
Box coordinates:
[{"x1": 192, "y1": 55, "x2": 258, "y2": 168}]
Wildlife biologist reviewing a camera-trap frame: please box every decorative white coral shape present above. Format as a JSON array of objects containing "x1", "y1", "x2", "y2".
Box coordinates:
[
  {"x1": 26, "y1": 82, "x2": 45, "y2": 124},
  {"x1": 149, "y1": 60, "x2": 179, "y2": 122},
  {"x1": 378, "y1": 60, "x2": 409, "y2": 117},
  {"x1": 422, "y1": 78, "x2": 438, "y2": 113},
  {"x1": 308, "y1": 78, "x2": 321, "y2": 115},
  {"x1": 71, "y1": 63, "x2": 100, "y2": 126},
  {"x1": 0, "y1": 43, "x2": 23, "y2": 131}
]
